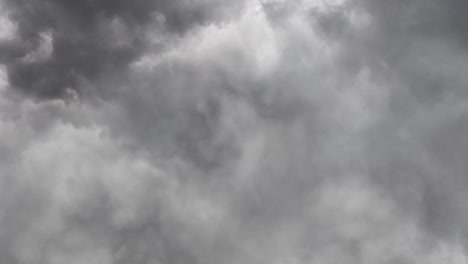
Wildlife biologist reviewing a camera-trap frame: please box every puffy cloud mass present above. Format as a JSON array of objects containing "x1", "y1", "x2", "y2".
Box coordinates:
[{"x1": 1, "y1": 0, "x2": 468, "y2": 263}]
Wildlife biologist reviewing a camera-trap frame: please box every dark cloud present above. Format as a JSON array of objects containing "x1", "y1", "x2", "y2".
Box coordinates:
[
  {"x1": 2, "y1": 0, "x2": 468, "y2": 263},
  {"x1": 311, "y1": 0, "x2": 468, "y2": 102},
  {"x1": 309, "y1": 0, "x2": 468, "y2": 246},
  {"x1": 360, "y1": 0, "x2": 468, "y2": 47},
  {"x1": 0, "y1": 0, "x2": 245, "y2": 99}
]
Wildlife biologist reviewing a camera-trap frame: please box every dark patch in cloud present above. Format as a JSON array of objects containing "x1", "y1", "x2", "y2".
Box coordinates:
[
  {"x1": 311, "y1": 0, "x2": 468, "y2": 102},
  {"x1": 307, "y1": 0, "x2": 468, "y2": 247},
  {"x1": 0, "y1": 0, "x2": 245, "y2": 99},
  {"x1": 360, "y1": 0, "x2": 468, "y2": 48}
]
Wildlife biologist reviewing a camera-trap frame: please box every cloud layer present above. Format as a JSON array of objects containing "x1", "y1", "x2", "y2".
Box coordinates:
[
  {"x1": 0, "y1": 0, "x2": 246, "y2": 99},
  {"x1": 1, "y1": 0, "x2": 468, "y2": 263}
]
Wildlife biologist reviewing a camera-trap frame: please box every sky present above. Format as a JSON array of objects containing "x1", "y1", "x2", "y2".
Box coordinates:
[{"x1": 1, "y1": 0, "x2": 468, "y2": 263}]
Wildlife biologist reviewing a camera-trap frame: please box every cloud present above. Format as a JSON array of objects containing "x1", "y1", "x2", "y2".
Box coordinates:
[
  {"x1": 314, "y1": 0, "x2": 468, "y2": 243},
  {"x1": 0, "y1": 0, "x2": 246, "y2": 99},
  {"x1": 1, "y1": 0, "x2": 468, "y2": 263}
]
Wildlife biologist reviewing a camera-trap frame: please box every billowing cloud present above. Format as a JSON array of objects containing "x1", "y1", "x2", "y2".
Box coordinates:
[
  {"x1": 1, "y1": 0, "x2": 468, "y2": 263},
  {"x1": 0, "y1": 0, "x2": 246, "y2": 99}
]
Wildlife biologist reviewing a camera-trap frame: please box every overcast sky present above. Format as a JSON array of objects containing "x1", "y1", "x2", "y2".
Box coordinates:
[{"x1": 1, "y1": 0, "x2": 468, "y2": 263}]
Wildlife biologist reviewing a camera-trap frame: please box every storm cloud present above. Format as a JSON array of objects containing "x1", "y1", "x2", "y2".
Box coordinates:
[
  {"x1": 0, "y1": 0, "x2": 245, "y2": 99},
  {"x1": 1, "y1": 0, "x2": 468, "y2": 263}
]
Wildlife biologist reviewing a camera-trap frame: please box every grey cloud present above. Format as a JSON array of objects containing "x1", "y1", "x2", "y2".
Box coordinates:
[
  {"x1": 0, "y1": 0, "x2": 246, "y2": 99},
  {"x1": 2, "y1": 0, "x2": 468, "y2": 263},
  {"x1": 356, "y1": 0, "x2": 468, "y2": 243},
  {"x1": 360, "y1": 0, "x2": 468, "y2": 48},
  {"x1": 308, "y1": 0, "x2": 468, "y2": 246},
  {"x1": 311, "y1": 0, "x2": 468, "y2": 102}
]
